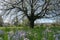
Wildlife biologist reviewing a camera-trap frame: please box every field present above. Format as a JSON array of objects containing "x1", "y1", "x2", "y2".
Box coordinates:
[{"x1": 0, "y1": 26, "x2": 60, "y2": 40}]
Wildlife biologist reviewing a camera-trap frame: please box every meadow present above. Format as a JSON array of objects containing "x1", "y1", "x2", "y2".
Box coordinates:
[{"x1": 0, "y1": 25, "x2": 60, "y2": 40}]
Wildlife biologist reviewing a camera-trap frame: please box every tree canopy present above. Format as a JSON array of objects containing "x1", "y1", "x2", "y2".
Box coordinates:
[{"x1": 0, "y1": 0, "x2": 60, "y2": 28}]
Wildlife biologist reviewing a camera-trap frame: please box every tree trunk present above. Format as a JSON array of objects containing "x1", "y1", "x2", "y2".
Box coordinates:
[
  {"x1": 29, "y1": 0, "x2": 35, "y2": 28},
  {"x1": 29, "y1": 20, "x2": 34, "y2": 28}
]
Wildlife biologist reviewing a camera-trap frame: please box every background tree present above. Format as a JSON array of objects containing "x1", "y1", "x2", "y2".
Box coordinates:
[
  {"x1": 0, "y1": 0, "x2": 60, "y2": 28},
  {"x1": 0, "y1": 16, "x2": 3, "y2": 26}
]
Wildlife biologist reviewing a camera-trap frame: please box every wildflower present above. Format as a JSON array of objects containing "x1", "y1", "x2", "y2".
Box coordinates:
[{"x1": 24, "y1": 38, "x2": 29, "y2": 40}]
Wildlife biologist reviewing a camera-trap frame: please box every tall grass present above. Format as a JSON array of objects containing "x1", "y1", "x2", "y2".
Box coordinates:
[{"x1": 0, "y1": 26, "x2": 60, "y2": 40}]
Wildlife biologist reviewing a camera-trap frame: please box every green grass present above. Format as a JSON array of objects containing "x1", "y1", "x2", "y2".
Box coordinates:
[{"x1": 0, "y1": 26, "x2": 60, "y2": 40}]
